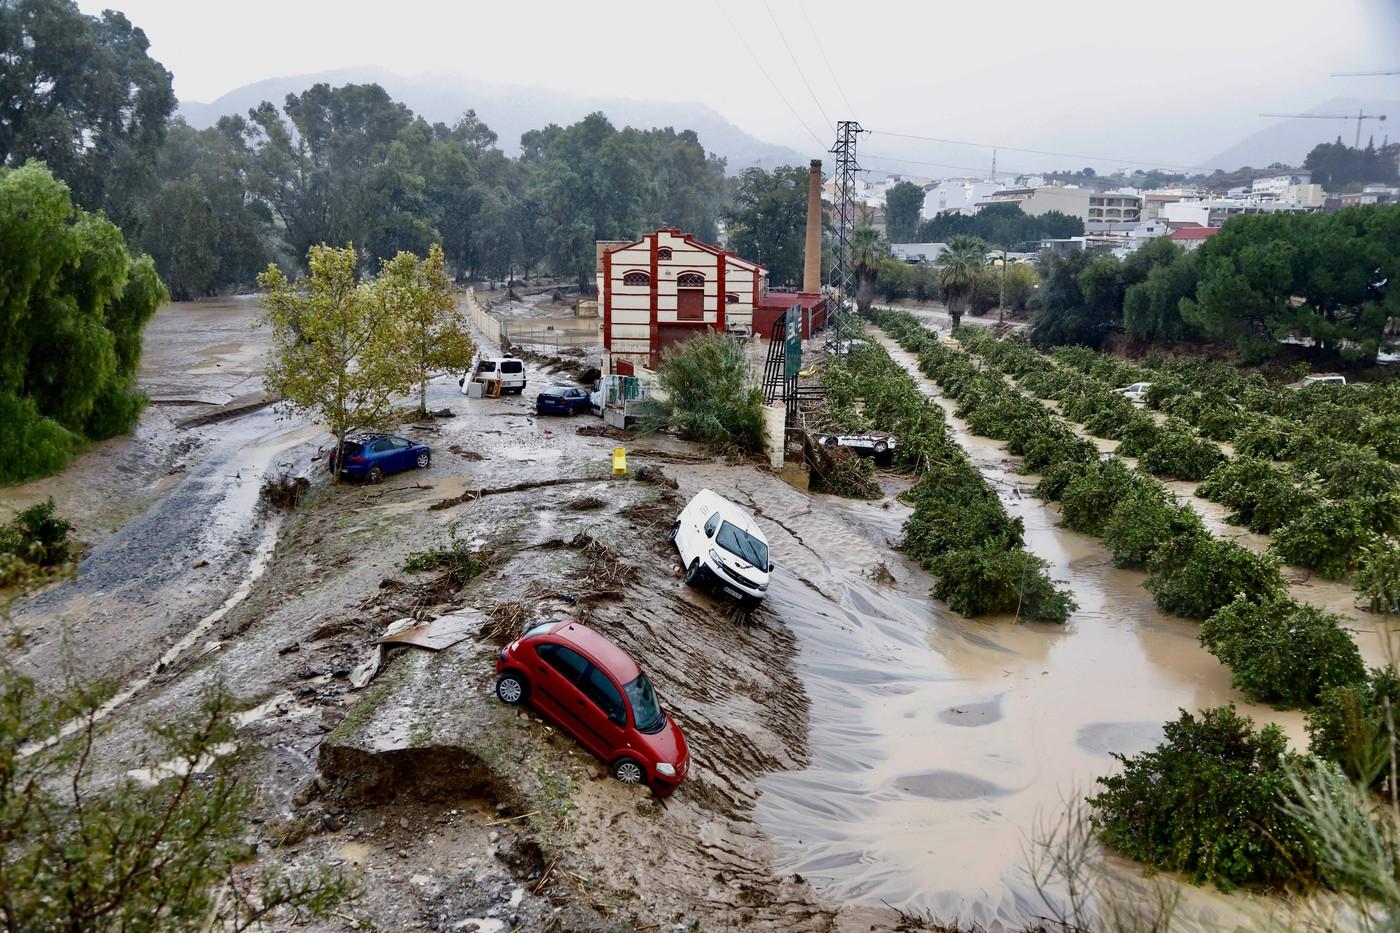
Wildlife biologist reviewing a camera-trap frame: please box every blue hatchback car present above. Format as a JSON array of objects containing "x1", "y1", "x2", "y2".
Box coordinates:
[
  {"x1": 328, "y1": 433, "x2": 431, "y2": 483},
  {"x1": 534, "y1": 385, "x2": 592, "y2": 416}
]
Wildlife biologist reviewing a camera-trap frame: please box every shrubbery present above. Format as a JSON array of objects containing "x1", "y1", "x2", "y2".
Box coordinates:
[
  {"x1": 652, "y1": 334, "x2": 764, "y2": 453},
  {"x1": 1196, "y1": 457, "x2": 1315, "y2": 534},
  {"x1": 0, "y1": 499, "x2": 75, "y2": 589},
  {"x1": 1354, "y1": 542, "x2": 1400, "y2": 614},
  {"x1": 1269, "y1": 500, "x2": 1376, "y2": 580},
  {"x1": 1135, "y1": 429, "x2": 1225, "y2": 481},
  {"x1": 1102, "y1": 486, "x2": 1205, "y2": 569},
  {"x1": 1306, "y1": 667, "x2": 1400, "y2": 787},
  {"x1": 1089, "y1": 706, "x2": 1315, "y2": 889},
  {"x1": 1058, "y1": 458, "x2": 1149, "y2": 537},
  {"x1": 1200, "y1": 595, "x2": 1366, "y2": 707},
  {"x1": 1145, "y1": 533, "x2": 1284, "y2": 619}
]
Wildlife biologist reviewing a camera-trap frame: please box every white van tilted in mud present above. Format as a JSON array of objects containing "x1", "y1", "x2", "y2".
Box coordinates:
[
  {"x1": 670, "y1": 489, "x2": 772, "y2": 609},
  {"x1": 463, "y1": 357, "x2": 527, "y2": 395}
]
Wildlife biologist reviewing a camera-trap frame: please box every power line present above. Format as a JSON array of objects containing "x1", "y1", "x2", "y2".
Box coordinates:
[
  {"x1": 762, "y1": 0, "x2": 832, "y2": 135},
  {"x1": 868, "y1": 128, "x2": 1208, "y2": 172},
  {"x1": 862, "y1": 151, "x2": 1025, "y2": 177},
  {"x1": 796, "y1": 2, "x2": 855, "y2": 121},
  {"x1": 721, "y1": 2, "x2": 826, "y2": 150}
]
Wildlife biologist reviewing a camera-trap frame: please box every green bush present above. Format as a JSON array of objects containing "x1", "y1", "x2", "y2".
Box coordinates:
[
  {"x1": 1146, "y1": 533, "x2": 1285, "y2": 619},
  {"x1": 1136, "y1": 430, "x2": 1225, "y2": 481},
  {"x1": 1196, "y1": 457, "x2": 1315, "y2": 534},
  {"x1": 652, "y1": 334, "x2": 764, "y2": 453},
  {"x1": 1102, "y1": 487, "x2": 1205, "y2": 569},
  {"x1": 1354, "y1": 542, "x2": 1400, "y2": 614},
  {"x1": 1114, "y1": 412, "x2": 1164, "y2": 456},
  {"x1": 1088, "y1": 706, "x2": 1315, "y2": 889},
  {"x1": 1059, "y1": 457, "x2": 1147, "y2": 537},
  {"x1": 1269, "y1": 500, "x2": 1376, "y2": 580},
  {"x1": 0, "y1": 392, "x2": 80, "y2": 484},
  {"x1": 0, "y1": 499, "x2": 74, "y2": 567},
  {"x1": 929, "y1": 545, "x2": 1075, "y2": 622},
  {"x1": 1306, "y1": 667, "x2": 1400, "y2": 787},
  {"x1": 1200, "y1": 595, "x2": 1365, "y2": 707},
  {"x1": 1232, "y1": 418, "x2": 1295, "y2": 461},
  {"x1": 810, "y1": 449, "x2": 880, "y2": 499},
  {"x1": 1195, "y1": 404, "x2": 1245, "y2": 442},
  {"x1": 1363, "y1": 413, "x2": 1400, "y2": 462}
]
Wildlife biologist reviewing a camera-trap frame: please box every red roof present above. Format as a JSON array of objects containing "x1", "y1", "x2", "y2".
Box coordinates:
[{"x1": 1169, "y1": 227, "x2": 1218, "y2": 241}]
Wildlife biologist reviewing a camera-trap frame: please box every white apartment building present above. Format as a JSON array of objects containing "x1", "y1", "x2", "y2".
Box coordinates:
[
  {"x1": 975, "y1": 185, "x2": 1091, "y2": 221},
  {"x1": 921, "y1": 178, "x2": 1006, "y2": 218},
  {"x1": 1088, "y1": 191, "x2": 1143, "y2": 225}
]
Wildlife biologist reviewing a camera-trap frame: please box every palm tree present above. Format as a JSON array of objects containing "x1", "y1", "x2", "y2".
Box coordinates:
[
  {"x1": 851, "y1": 227, "x2": 887, "y2": 316},
  {"x1": 937, "y1": 236, "x2": 988, "y2": 329}
]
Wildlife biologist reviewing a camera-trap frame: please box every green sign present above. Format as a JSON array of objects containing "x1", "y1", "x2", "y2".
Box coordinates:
[{"x1": 784, "y1": 305, "x2": 802, "y2": 381}]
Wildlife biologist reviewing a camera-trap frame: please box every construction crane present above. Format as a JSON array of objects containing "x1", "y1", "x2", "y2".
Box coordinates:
[{"x1": 1259, "y1": 110, "x2": 1388, "y2": 148}]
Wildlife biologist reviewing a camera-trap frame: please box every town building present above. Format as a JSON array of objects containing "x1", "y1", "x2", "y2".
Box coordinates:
[
  {"x1": 1088, "y1": 191, "x2": 1143, "y2": 226},
  {"x1": 1167, "y1": 226, "x2": 1219, "y2": 251},
  {"x1": 1337, "y1": 184, "x2": 1400, "y2": 207},
  {"x1": 597, "y1": 228, "x2": 766, "y2": 373},
  {"x1": 975, "y1": 185, "x2": 1091, "y2": 221},
  {"x1": 890, "y1": 242, "x2": 949, "y2": 263},
  {"x1": 921, "y1": 178, "x2": 1006, "y2": 218}
]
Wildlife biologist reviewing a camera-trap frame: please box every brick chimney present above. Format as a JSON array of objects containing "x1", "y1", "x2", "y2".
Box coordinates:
[{"x1": 803, "y1": 159, "x2": 822, "y2": 293}]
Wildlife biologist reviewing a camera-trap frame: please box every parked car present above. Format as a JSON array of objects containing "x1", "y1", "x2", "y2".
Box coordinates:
[
  {"x1": 1297, "y1": 373, "x2": 1347, "y2": 388},
  {"x1": 464, "y1": 357, "x2": 527, "y2": 395},
  {"x1": 328, "y1": 433, "x2": 431, "y2": 483},
  {"x1": 535, "y1": 385, "x2": 592, "y2": 416},
  {"x1": 812, "y1": 430, "x2": 897, "y2": 466},
  {"x1": 495, "y1": 620, "x2": 689, "y2": 795},
  {"x1": 670, "y1": 489, "x2": 772, "y2": 609},
  {"x1": 1113, "y1": 382, "x2": 1152, "y2": 402}
]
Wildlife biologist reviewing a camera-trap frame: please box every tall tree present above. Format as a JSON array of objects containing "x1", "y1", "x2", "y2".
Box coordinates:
[
  {"x1": 377, "y1": 244, "x2": 476, "y2": 415},
  {"x1": 259, "y1": 245, "x2": 410, "y2": 482},
  {"x1": 851, "y1": 227, "x2": 887, "y2": 315},
  {"x1": 884, "y1": 181, "x2": 924, "y2": 243},
  {"x1": 0, "y1": 0, "x2": 176, "y2": 228},
  {"x1": 722, "y1": 165, "x2": 813, "y2": 287},
  {"x1": 936, "y1": 236, "x2": 987, "y2": 328},
  {"x1": 0, "y1": 163, "x2": 165, "y2": 483}
]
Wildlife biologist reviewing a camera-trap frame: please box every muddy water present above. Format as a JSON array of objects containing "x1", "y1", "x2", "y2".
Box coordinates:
[{"x1": 730, "y1": 333, "x2": 1358, "y2": 928}]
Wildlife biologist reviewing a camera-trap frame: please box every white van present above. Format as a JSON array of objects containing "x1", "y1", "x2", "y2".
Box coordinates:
[
  {"x1": 670, "y1": 489, "x2": 772, "y2": 608},
  {"x1": 463, "y1": 357, "x2": 527, "y2": 395}
]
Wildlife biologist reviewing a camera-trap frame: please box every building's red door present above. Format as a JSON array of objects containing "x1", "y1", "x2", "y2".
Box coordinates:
[{"x1": 677, "y1": 287, "x2": 704, "y2": 320}]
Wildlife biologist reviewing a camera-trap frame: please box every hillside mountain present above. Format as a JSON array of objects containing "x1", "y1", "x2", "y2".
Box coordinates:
[
  {"x1": 178, "y1": 67, "x2": 806, "y2": 173},
  {"x1": 1203, "y1": 97, "x2": 1400, "y2": 171}
]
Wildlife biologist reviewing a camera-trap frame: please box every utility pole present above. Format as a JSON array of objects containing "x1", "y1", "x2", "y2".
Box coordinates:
[
  {"x1": 828, "y1": 120, "x2": 864, "y2": 354},
  {"x1": 997, "y1": 247, "x2": 1007, "y2": 326}
]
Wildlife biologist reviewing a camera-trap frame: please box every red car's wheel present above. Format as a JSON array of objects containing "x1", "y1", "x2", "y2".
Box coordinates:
[
  {"x1": 496, "y1": 672, "x2": 528, "y2": 705},
  {"x1": 611, "y1": 757, "x2": 646, "y2": 787}
]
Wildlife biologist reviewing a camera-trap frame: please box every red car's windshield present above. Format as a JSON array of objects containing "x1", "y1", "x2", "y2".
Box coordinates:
[{"x1": 623, "y1": 672, "x2": 665, "y2": 733}]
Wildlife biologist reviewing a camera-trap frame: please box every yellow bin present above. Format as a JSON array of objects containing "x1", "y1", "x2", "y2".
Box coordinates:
[{"x1": 612, "y1": 447, "x2": 627, "y2": 476}]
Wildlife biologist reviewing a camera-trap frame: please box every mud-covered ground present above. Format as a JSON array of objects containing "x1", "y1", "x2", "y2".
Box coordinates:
[{"x1": 11, "y1": 297, "x2": 1370, "y2": 932}]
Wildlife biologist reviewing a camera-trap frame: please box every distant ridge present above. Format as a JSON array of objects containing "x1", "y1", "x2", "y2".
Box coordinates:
[
  {"x1": 1203, "y1": 97, "x2": 1400, "y2": 171},
  {"x1": 178, "y1": 67, "x2": 809, "y2": 174}
]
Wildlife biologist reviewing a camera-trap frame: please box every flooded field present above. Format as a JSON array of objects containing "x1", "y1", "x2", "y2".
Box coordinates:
[{"x1": 747, "y1": 332, "x2": 1382, "y2": 928}]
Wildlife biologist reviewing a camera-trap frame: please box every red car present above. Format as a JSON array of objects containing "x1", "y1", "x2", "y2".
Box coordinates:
[{"x1": 495, "y1": 621, "x2": 689, "y2": 795}]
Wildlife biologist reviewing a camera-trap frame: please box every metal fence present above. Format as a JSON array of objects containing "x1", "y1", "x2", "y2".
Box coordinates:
[{"x1": 501, "y1": 325, "x2": 599, "y2": 350}]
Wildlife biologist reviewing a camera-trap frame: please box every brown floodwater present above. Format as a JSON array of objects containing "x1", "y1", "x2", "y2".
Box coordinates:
[{"x1": 739, "y1": 332, "x2": 1389, "y2": 929}]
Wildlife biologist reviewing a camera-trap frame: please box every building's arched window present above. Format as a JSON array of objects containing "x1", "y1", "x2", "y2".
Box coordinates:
[
  {"x1": 622, "y1": 271, "x2": 650, "y2": 287},
  {"x1": 656, "y1": 247, "x2": 672, "y2": 261},
  {"x1": 677, "y1": 272, "x2": 705, "y2": 288},
  {"x1": 725, "y1": 293, "x2": 740, "y2": 304}
]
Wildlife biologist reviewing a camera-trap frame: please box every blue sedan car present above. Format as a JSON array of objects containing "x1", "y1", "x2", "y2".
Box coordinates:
[
  {"x1": 328, "y1": 433, "x2": 431, "y2": 483},
  {"x1": 534, "y1": 385, "x2": 592, "y2": 416}
]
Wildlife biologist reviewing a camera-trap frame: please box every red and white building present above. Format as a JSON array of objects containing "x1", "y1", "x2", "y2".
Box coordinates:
[{"x1": 597, "y1": 228, "x2": 766, "y2": 373}]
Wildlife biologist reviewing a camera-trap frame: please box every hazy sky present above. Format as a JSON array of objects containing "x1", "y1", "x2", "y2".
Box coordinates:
[{"x1": 84, "y1": 0, "x2": 1400, "y2": 172}]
